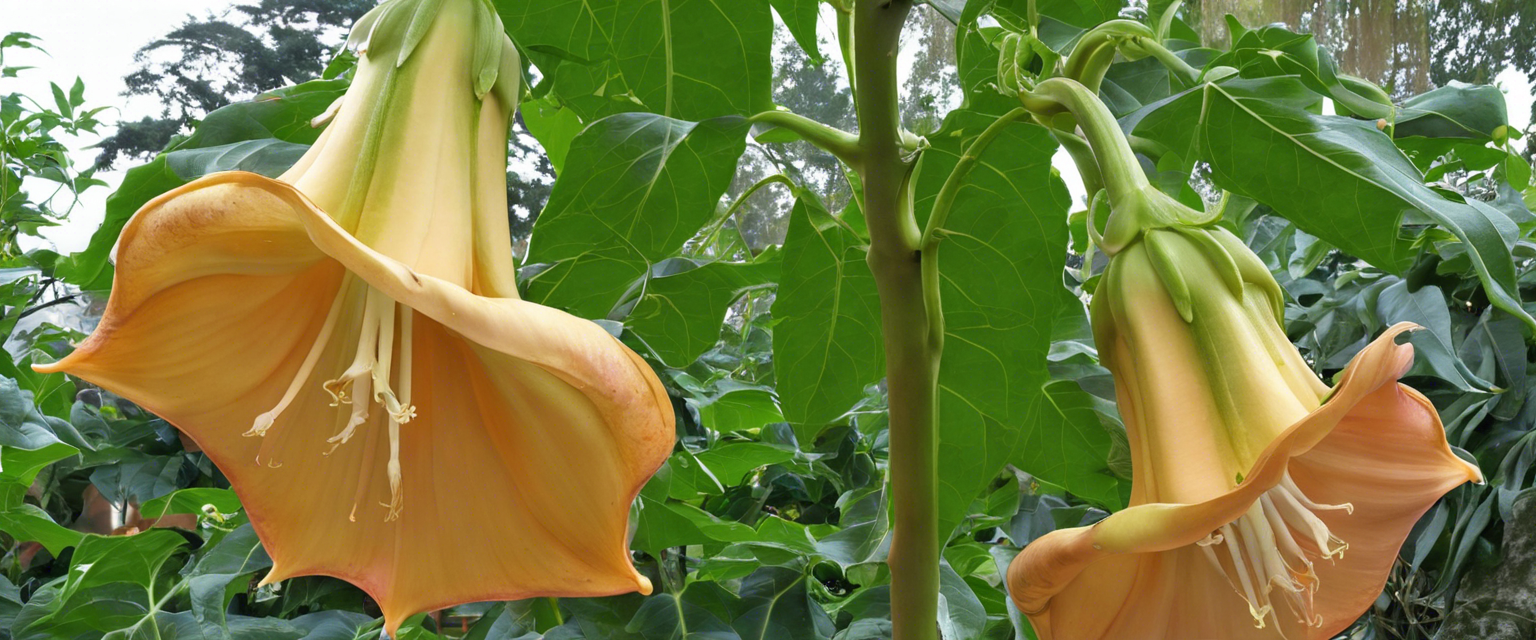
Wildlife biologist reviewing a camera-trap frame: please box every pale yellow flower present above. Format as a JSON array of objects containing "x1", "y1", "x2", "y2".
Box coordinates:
[
  {"x1": 38, "y1": 0, "x2": 673, "y2": 633},
  {"x1": 1008, "y1": 223, "x2": 1480, "y2": 640}
]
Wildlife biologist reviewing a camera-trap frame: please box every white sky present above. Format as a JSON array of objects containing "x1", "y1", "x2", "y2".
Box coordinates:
[
  {"x1": 2, "y1": 1, "x2": 1534, "y2": 251},
  {"x1": 2, "y1": 0, "x2": 233, "y2": 253}
]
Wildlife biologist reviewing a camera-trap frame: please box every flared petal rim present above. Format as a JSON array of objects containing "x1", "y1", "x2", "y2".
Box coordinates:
[
  {"x1": 39, "y1": 171, "x2": 675, "y2": 635},
  {"x1": 1008, "y1": 323, "x2": 1481, "y2": 638}
]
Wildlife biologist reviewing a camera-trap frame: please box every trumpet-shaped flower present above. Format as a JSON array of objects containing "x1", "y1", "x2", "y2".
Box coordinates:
[
  {"x1": 36, "y1": 0, "x2": 673, "y2": 633},
  {"x1": 1007, "y1": 219, "x2": 1481, "y2": 639}
]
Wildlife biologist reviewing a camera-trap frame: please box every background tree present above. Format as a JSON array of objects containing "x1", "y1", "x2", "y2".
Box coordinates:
[
  {"x1": 96, "y1": 0, "x2": 558, "y2": 241},
  {"x1": 93, "y1": 0, "x2": 372, "y2": 168}
]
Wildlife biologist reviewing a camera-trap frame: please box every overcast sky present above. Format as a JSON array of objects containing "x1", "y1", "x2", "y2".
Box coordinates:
[
  {"x1": 3, "y1": 1, "x2": 1533, "y2": 256},
  {"x1": 3, "y1": 0, "x2": 233, "y2": 253}
]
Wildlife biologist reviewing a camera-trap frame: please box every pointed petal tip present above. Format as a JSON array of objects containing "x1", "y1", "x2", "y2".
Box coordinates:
[
  {"x1": 257, "y1": 563, "x2": 292, "y2": 588},
  {"x1": 636, "y1": 574, "x2": 654, "y2": 596}
]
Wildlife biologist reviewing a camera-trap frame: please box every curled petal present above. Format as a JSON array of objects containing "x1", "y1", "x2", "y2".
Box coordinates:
[
  {"x1": 1009, "y1": 325, "x2": 1481, "y2": 640},
  {"x1": 39, "y1": 172, "x2": 673, "y2": 635}
]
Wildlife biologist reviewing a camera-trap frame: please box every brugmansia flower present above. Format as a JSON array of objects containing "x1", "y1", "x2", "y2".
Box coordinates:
[
  {"x1": 37, "y1": 0, "x2": 673, "y2": 633},
  {"x1": 1007, "y1": 209, "x2": 1482, "y2": 639}
]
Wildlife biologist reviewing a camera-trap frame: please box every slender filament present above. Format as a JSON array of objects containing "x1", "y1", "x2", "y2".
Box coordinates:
[
  {"x1": 247, "y1": 282, "x2": 418, "y2": 522},
  {"x1": 1203, "y1": 472, "x2": 1352, "y2": 634}
]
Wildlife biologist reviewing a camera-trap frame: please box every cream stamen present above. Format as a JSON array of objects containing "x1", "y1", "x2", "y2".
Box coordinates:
[
  {"x1": 245, "y1": 278, "x2": 352, "y2": 438},
  {"x1": 1205, "y1": 472, "x2": 1349, "y2": 632},
  {"x1": 247, "y1": 282, "x2": 419, "y2": 521}
]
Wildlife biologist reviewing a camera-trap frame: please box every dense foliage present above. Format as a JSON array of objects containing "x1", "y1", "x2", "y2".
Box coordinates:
[{"x1": 1, "y1": 1, "x2": 1534, "y2": 639}]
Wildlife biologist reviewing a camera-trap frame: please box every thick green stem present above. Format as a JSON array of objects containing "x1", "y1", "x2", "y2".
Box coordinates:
[
  {"x1": 1124, "y1": 35, "x2": 1201, "y2": 86},
  {"x1": 1062, "y1": 20, "x2": 1154, "y2": 93},
  {"x1": 1021, "y1": 78, "x2": 1215, "y2": 253},
  {"x1": 1021, "y1": 78, "x2": 1150, "y2": 208},
  {"x1": 851, "y1": 2, "x2": 940, "y2": 640},
  {"x1": 748, "y1": 110, "x2": 863, "y2": 167},
  {"x1": 1049, "y1": 127, "x2": 1106, "y2": 200}
]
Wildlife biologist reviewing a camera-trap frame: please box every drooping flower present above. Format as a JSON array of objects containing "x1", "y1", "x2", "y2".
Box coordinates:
[
  {"x1": 37, "y1": 0, "x2": 674, "y2": 633},
  {"x1": 1007, "y1": 215, "x2": 1481, "y2": 639},
  {"x1": 1005, "y1": 78, "x2": 1480, "y2": 640}
]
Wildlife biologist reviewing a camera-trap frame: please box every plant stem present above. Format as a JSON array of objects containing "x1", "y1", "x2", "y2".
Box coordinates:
[
  {"x1": 1020, "y1": 78, "x2": 1151, "y2": 206},
  {"x1": 747, "y1": 110, "x2": 863, "y2": 167},
  {"x1": 698, "y1": 173, "x2": 794, "y2": 253},
  {"x1": 922, "y1": 107, "x2": 1030, "y2": 249},
  {"x1": 850, "y1": 2, "x2": 941, "y2": 640},
  {"x1": 1062, "y1": 19, "x2": 1153, "y2": 92}
]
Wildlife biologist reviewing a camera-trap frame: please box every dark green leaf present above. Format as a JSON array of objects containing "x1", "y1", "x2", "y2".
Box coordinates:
[
  {"x1": 770, "y1": 196, "x2": 884, "y2": 426},
  {"x1": 58, "y1": 530, "x2": 189, "y2": 609},
  {"x1": 525, "y1": 114, "x2": 750, "y2": 317},
  {"x1": 0, "y1": 377, "x2": 78, "y2": 500},
  {"x1": 627, "y1": 582, "x2": 742, "y2": 640},
  {"x1": 628, "y1": 255, "x2": 780, "y2": 367},
  {"x1": 1396, "y1": 82, "x2": 1508, "y2": 140},
  {"x1": 1199, "y1": 81, "x2": 1535, "y2": 331},
  {"x1": 1375, "y1": 281, "x2": 1491, "y2": 391},
  {"x1": 732, "y1": 567, "x2": 834, "y2": 640},
  {"x1": 188, "y1": 524, "x2": 272, "y2": 639},
  {"x1": 938, "y1": 562, "x2": 987, "y2": 640}
]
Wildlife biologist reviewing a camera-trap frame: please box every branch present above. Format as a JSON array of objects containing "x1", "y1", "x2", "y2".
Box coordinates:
[
  {"x1": 747, "y1": 110, "x2": 862, "y2": 168},
  {"x1": 921, "y1": 107, "x2": 1030, "y2": 251}
]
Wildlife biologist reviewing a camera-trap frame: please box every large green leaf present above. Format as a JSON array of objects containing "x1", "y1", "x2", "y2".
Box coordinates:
[
  {"x1": 732, "y1": 567, "x2": 835, "y2": 640},
  {"x1": 497, "y1": 0, "x2": 774, "y2": 121},
  {"x1": 1205, "y1": 21, "x2": 1388, "y2": 118},
  {"x1": 56, "y1": 78, "x2": 345, "y2": 291},
  {"x1": 770, "y1": 196, "x2": 884, "y2": 427},
  {"x1": 0, "y1": 504, "x2": 83, "y2": 555},
  {"x1": 914, "y1": 110, "x2": 1124, "y2": 536},
  {"x1": 1395, "y1": 81, "x2": 1509, "y2": 140},
  {"x1": 628, "y1": 253, "x2": 780, "y2": 367},
  {"x1": 1120, "y1": 76, "x2": 1322, "y2": 164},
  {"x1": 13, "y1": 582, "x2": 149, "y2": 640},
  {"x1": 56, "y1": 530, "x2": 189, "y2": 612},
  {"x1": 0, "y1": 377, "x2": 78, "y2": 505},
  {"x1": 627, "y1": 581, "x2": 742, "y2": 640},
  {"x1": 1199, "y1": 81, "x2": 1536, "y2": 330},
  {"x1": 524, "y1": 113, "x2": 750, "y2": 318}
]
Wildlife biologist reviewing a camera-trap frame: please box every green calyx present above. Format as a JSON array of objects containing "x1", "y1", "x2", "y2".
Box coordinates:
[
  {"x1": 346, "y1": 0, "x2": 518, "y2": 105},
  {"x1": 1021, "y1": 76, "x2": 1281, "y2": 328},
  {"x1": 1138, "y1": 225, "x2": 1287, "y2": 326},
  {"x1": 1095, "y1": 182, "x2": 1220, "y2": 255}
]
